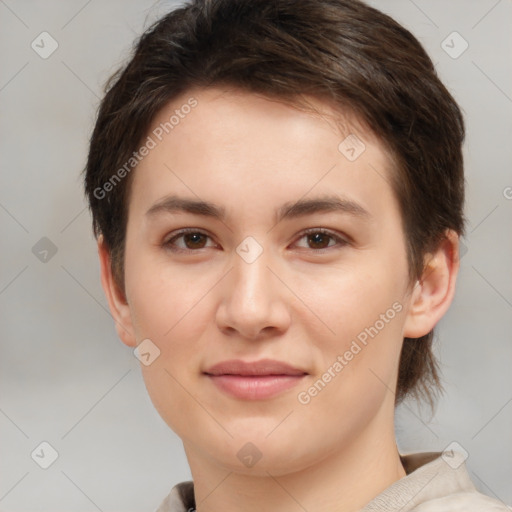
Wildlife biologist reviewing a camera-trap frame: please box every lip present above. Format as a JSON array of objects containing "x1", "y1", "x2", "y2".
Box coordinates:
[
  {"x1": 204, "y1": 358, "x2": 307, "y2": 376},
  {"x1": 203, "y1": 359, "x2": 308, "y2": 400}
]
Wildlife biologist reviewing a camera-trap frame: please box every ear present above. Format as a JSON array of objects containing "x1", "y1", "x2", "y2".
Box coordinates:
[
  {"x1": 403, "y1": 229, "x2": 460, "y2": 338},
  {"x1": 97, "y1": 235, "x2": 137, "y2": 347}
]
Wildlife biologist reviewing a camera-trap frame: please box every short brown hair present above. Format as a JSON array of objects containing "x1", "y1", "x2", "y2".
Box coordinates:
[{"x1": 83, "y1": 0, "x2": 465, "y2": 406}]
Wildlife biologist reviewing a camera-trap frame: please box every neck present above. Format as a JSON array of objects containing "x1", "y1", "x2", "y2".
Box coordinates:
[{"x1": 183, "y1": 404, "x2": 406, "y2": 512}]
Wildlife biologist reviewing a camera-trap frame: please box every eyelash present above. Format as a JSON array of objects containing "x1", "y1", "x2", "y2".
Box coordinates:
[{"x1": 162, "y1": 227, "x2": 349, "y2": 254}]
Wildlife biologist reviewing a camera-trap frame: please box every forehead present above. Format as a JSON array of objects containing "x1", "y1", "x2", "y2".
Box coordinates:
[{"x1": 127, "y1": 86, "x2": 398, "y2": 225}]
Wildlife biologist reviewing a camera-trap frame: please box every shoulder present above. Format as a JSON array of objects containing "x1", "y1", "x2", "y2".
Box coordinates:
[
  {"x1": 402, "y1": 451, "x2": 510, "y2": 512},
  {"x1": 363, "y1": 451, "x2": 510, "y2": 512},
  {"x1": 412, "y1": 491, "x2": 511, "y2": 511}
]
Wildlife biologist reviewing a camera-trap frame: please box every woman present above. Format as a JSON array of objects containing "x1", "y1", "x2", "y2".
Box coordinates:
[{"x1": 83, "y1": 0, "x2": 509, "y2": 510}]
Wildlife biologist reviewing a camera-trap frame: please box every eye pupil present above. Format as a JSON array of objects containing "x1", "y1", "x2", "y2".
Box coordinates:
[
  {"x1": 185, "y1": 233, "x2": 206, "y2": 248},
  {"x1": 308, "y1": 233, "x2": 330, "y2": 249}
]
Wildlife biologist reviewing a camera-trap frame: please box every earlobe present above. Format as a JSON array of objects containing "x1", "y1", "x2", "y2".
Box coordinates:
[
  {"x1": 402, "y1": 230, "x2": 460, "y2": 339},
  {"x1": 97, "y1": 235, "x2": 137, "y2": 347}
]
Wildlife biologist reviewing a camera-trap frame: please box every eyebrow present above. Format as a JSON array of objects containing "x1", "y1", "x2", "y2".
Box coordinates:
[{"x1": 145, "y1": 194, "x2": 370, "y2": 225}]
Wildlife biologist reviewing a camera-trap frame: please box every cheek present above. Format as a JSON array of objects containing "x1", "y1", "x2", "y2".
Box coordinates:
[
  {"x1": 300, "y1": 260, "x2": 405, "y2": 339},
  {"x1": 127, "y1": 265, "x2": 214, "y2": 436},
  {"x1": 128, "y1": 276, "x2": 212, "y2": 377},
  {"x1": 124, "y1": 241, "x2": 210, "y2": 337},
  {"x1": 298, "y1": 256, "x2": 407, "y2": 399}
]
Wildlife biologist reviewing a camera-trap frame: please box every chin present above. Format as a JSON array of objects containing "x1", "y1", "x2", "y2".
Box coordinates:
[{"x1": 198, "y1": 433, "x2": 325, "y2": 477}]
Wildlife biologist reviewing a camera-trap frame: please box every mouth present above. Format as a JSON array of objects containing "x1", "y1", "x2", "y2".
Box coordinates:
[
  {"x1": 203, "y1": 359, "x2": 308, "y2": 400},
  {"x1": 204, "y1": 374, "x2": 307, "y2": 400}
]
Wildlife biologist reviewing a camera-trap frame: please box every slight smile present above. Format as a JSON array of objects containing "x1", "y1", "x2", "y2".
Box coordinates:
[{"x1": 203, "y1": 359, "x2": 309, "y2": 400}]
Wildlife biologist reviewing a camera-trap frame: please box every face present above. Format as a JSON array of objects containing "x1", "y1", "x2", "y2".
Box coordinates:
[{"x1": 103, "y1": 86, "x2": 434, "y2": 476}]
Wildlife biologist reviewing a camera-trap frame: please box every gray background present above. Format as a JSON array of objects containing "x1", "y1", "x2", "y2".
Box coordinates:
[{"x1": 1, "y1": 0, "x2": 511, "y2": 510}]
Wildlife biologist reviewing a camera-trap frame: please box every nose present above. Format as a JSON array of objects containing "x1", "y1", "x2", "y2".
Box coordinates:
[{"x1": 215, "y1": 246, "x2": 291, "y2": 340}]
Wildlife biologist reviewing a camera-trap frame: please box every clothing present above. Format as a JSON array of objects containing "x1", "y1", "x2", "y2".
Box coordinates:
[{"x1": 155, "y1": 451, "x2": 509, "y2": 511}]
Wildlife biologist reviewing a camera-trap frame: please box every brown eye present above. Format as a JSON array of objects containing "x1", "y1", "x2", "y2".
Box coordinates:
[
  {"x1": 306, "y1": 232, "x2": 332, "y2": 249},
  {"x1": 294, "y1": 229, "x2": 348, "y2": 251},
  {"x1": 164, "y1": 229, "x2": 213, "y2": 252},
  {"x1": 163, "y1": 228, "x2": 348, "y2": 254}
]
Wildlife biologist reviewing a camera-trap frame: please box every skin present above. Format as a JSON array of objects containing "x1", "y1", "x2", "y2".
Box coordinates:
[{"x1": 98, "y1": 86, "x2": 460, "y2": 512}]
